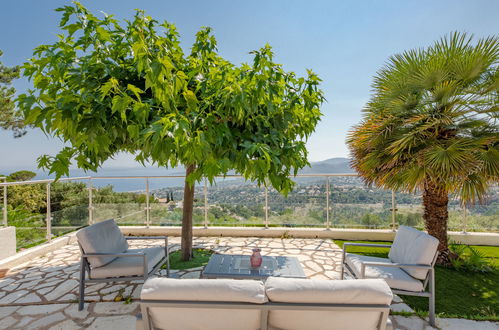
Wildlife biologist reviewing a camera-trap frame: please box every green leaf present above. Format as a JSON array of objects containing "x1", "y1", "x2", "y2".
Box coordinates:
[
  {"x1": 24, "y1": 106, "x2": 42, "y2": 124},
  {"x1": 100, "y1": 78, "x2": 119, "y2": 99},
  {"x1": 183, "y1": 90, "x2": 198, "y2": 111},
  {"x1": 64, "y1": 23, "x2": 81, "y2": 36},
  {"x1": 95, "y1": 26, "x2": 111, "y2": 41},
  {"x1": 127, "y1": 84, "x2": 143, "y2": 100},
  {"x1": 111, "y1": 95, "x2": 131, "y2": 114},
  {"x1": 127, "y1": 124, "x2": 140, "y2": 139},
  {"x1": 57, "y1": 5, "x2": 75, "y2": 27}
]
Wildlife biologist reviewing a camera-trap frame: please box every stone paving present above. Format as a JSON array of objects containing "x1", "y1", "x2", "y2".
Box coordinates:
[{"x1": 0, "y1": 237, "x2": 497, "y2": 329}]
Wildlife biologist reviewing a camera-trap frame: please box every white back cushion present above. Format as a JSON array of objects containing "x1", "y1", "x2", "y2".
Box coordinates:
[
  {"x1": 265, "y1": 277, "x2": 392, "y2": 330},
  {"x1": 389, "y1": 226, "x2": 439, "y2": 279},
  {"x1": 76, "y1": 219, "x2": 128, "y2": 268},
  {"x1": 141, "y1": 278, "x2": 267, "y2": 330}
]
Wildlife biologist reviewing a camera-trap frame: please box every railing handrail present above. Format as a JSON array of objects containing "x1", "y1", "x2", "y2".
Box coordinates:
[
  {"x1": 0, "y1": 173, "x2": 358, "y2": 187},
  {"x1": 0, "y1": 176, "x2": 91, "y2": 186}
]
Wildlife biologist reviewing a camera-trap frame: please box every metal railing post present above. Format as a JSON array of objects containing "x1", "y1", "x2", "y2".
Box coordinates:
[
  {"x1": 88, "y1": 178, "x2": 93, "y2": 225},
  {"x1": 462, "y1": 204, "x2": 468, "y2": 233},
  {"x1": 204, "y1": 178, "x2": 208, "y2": 228},
  {"x1": 2, "y1": 177, "x2": 7, "y2": 227},
  {"x1": 146, "y1": 177, "x2": 150, "y2": 228},
  {"x1": 46, "y1": 183, "x2": 52, "y2": 242},
  {"x1": 264, "y1": 186, "x2": 269, "y2": 229},
  {"x1": 391, "y1": 190, "x2": 397, "y2": 231},
  {"x1": 326, "y1": 176, "x2": 330, "y2": 230}
]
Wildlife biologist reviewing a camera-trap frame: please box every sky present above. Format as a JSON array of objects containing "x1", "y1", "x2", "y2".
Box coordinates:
[{"x1": 1, "y1": 0, "x2": 498, "y2": 172}]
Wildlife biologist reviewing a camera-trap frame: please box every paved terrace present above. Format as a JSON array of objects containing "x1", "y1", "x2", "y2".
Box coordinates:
[{"x1": 0, "y1": 237, "x2": 497, "y2": 330}]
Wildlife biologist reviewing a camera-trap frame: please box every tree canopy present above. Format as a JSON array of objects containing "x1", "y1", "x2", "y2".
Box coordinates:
[
  {"x1": 18, "y1": 2, "x2": 324, "y2": 194},
  {"x1": 7, "y1": 170, "x2": 37, "y2": 182},
  {"x1": 0, "y1": 50, "x2": 24, "y2": 137},
  {"x1": 347, "y1": 32, "x2": 498, "y2": 204}
]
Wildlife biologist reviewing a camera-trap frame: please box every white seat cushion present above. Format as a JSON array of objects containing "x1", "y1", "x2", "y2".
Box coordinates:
[
  {"x1": 76, "y1": 219, "x2": 128, "y2": 268},
  {"x1": 141, "y1": 278, "x2": 267, "y2": 330},
  {"x1": 266, "y1": 277, "x2": 392, "y2": 330},
  {"x1": 345, "y1": 253, "x2": 424, "y2": 292},
  {"x1": 389, "y1": 226, "x2": 439, "y2": 280},
  {"x1": 90, "y1": 247, "x2": 164, "y2": 279}
]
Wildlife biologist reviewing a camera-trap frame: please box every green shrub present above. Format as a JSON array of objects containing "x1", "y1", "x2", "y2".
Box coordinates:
[{"x1": 450, "y1": 242, "x2": 495, "y2": 273}]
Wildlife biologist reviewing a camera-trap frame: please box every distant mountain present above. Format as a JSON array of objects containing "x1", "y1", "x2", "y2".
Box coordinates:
[{"x1": 300, "y1": 157, "x2": 354, "y2": 174}]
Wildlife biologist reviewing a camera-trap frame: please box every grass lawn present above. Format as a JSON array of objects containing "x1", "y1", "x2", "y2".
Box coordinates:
[
  {"x1": 334, "y1": 240, "x2": 499, "y2": 321},
  {"x1": 165, "y1": 248, "x2": 213, "y2": 270}
]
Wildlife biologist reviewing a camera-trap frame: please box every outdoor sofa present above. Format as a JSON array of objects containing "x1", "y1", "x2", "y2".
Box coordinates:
[
  {"x1": 341, "y1": 225, "x2": 439, "y2": 326},
  {"x1": 76, "y1": 219, "x2": 170, "y2": 311},
  {"x1": 137, "y1": 277, "x2": 393, "y2": 330}
]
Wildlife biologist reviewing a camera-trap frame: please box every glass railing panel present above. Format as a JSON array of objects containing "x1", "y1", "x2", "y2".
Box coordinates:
[
  {"x1": 204, "y1": 177, "x2": 266, "y2": 227},
  {"x1": 8, "y1": 212, "x2": 46, "y2": 250},
  {"x1": 91, "y1": 178, "x2": 149, "y2": 225},
  {"x1": 49, "y1": 179, "x2": 90, "y2": 236},
  {"x1": 3, "y1": 182, "x2": 49, "y2": 249},
  {"x1": 267, "y1": 176, "x2": 327, "y2": 227},
  {"x1": 92, "y1": 203, "x2": 145, "y2": 225},
  {"x1": 448, "y1": 186, "x2": 498, "y2": 232},
  {"x1": 329, "y1": 176, "x2": 394, "y2": 229},
  {"x1": 51, "y1": 205, "x2": 88, "y2": 236},
  {"x1": 149, "y1": 179, "x2": 203, "y2": 226}
]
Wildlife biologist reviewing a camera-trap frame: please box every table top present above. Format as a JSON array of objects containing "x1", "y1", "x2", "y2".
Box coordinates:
[{"x1": 201, "y1": 254, "x2": 306, "y2": 280}]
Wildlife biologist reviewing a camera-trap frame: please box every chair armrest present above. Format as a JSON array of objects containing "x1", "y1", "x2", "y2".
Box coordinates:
[
  {"x1": 342, "y1": 243, "x2": 392, "y2": 263},
  {"x1": 82, "y1": 252, "x2": 145, "y2": 258},
  {"x1": 343, "y1": 243, "x2": 392, "y2": 249},
  {"x1": 362, "y1": 261, "x2": 433, "y2": 270},
  {"x1": 125, "y1": 236, "x2": 167, "y2": 240},
  {"x1": 360, "y1": 261, "x2": 433, "y2": 279}
]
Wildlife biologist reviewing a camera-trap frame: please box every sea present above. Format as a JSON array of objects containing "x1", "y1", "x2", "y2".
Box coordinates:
[{"x1": 0, "y1": 166, "x2": 189, "y2": 192}]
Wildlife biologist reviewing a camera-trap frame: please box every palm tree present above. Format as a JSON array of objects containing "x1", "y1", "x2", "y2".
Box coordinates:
[{"x1": 347, "y1": 32, "x2": 498, "y2": 265}]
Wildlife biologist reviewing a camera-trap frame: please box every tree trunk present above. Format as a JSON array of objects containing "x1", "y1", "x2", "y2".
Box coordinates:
[
  {"x1": 181, "y1": 164, "x2": 196, "y2": 261},
  {"x1": 422, "y1": 180, "x2": 454, "y2": 266}
]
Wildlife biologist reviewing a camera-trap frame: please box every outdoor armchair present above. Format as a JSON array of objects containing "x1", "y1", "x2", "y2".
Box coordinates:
[
  {"x1": 341, "y1": 225, "x2": 439, "y2": 326},
  {"x1": 76, "y1": 219, "x2": 170, "y2": 311}
]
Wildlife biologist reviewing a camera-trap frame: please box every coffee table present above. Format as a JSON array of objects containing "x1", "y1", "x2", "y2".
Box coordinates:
[{"x1": 201, "y1": 254, "x2": 306, "y2": 280}]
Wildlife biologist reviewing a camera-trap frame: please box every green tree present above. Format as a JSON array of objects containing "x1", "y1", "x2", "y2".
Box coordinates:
[
  {"x1": 397, "y1": 213, "x2": 422, "y2": 227},
  {"x1": 0, "y1": 170, "x2": 45, "y2": 214},
  {"x1": 0, "y1": 50, "x2": 24, "y2": 137},
  {"x1": 347, "y1": 33, "x2": 498, "y2": 265},
  {"x1": 360, "y1": 213, "x2": 382, "y2": 229},
  {"x1": 51, "y1": 181, "x2": 87, "y2": 212},
  {"x1": 18, "y1": 3, "x2": 324, "y2": 260},
  {"x1": 8, "y1": 185, "x2": 45, "y2": 214},
  {"x1": 8, "y1": 170, "x2": 36, "y2": 181}
]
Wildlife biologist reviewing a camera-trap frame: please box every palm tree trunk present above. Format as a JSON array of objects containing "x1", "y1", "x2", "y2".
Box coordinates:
[
  {"x1": 422, "y1": 180, "x2": 453, "y2": 266},
  {"x1": 181, "y1": 164, "x2": 196, "y2": 261}
]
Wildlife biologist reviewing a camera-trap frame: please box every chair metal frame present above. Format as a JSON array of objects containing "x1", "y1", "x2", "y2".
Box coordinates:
[
  {"x1": 138, "y1": 299, "x2": 391, "y2": 330},
  {"x1": 341, "y1": 242, "x2": 438, "y2": 326},
  {"x1": 78, "y1": 236, "x2": 170, "y2": 311}
]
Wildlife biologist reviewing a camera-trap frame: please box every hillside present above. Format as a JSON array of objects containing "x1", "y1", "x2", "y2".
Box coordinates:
[{"x1": 300, "y1": 157, "x2": 354, "y2": 174}]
